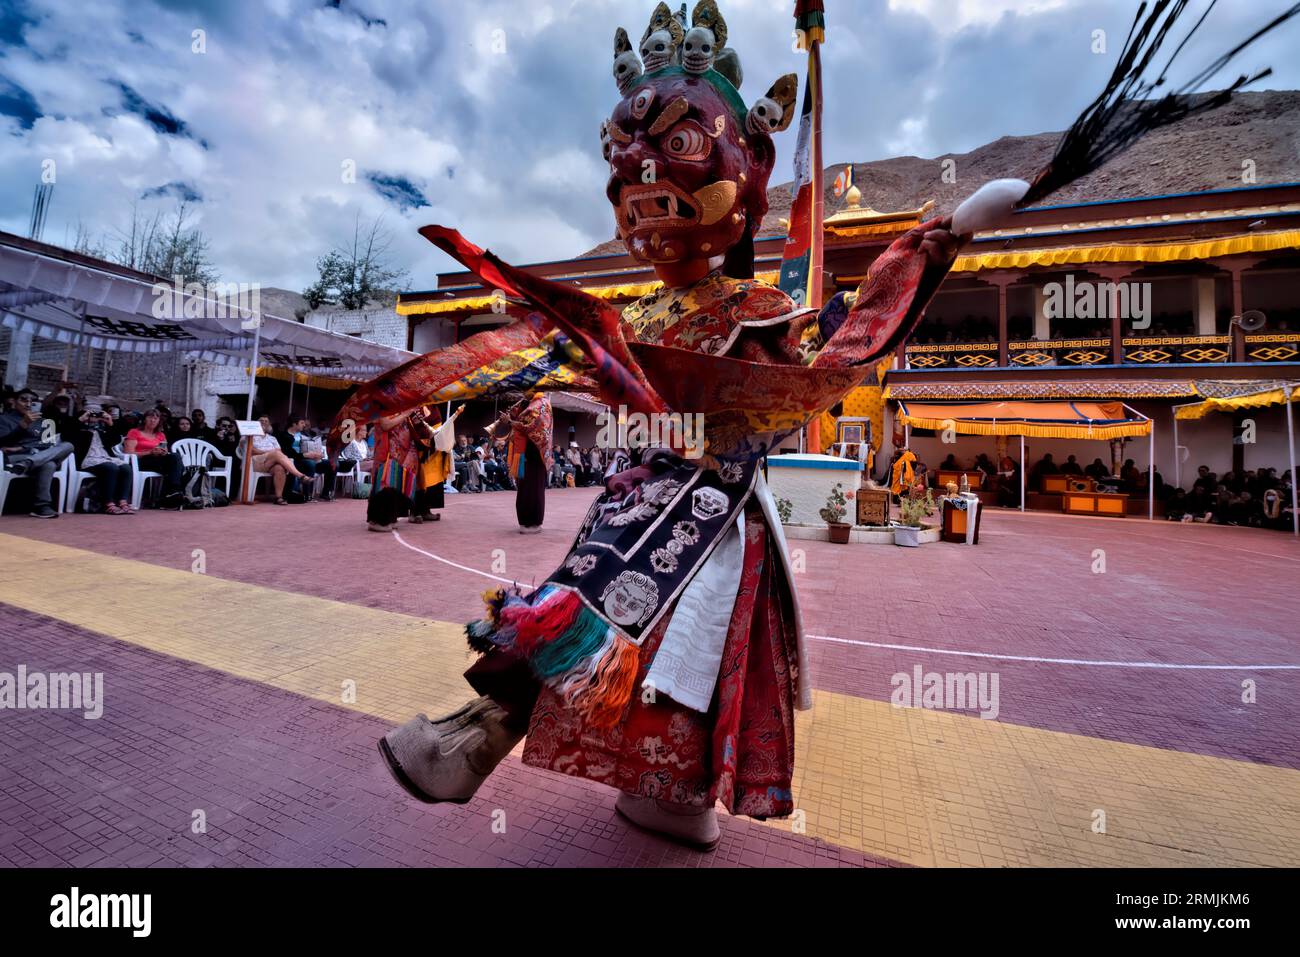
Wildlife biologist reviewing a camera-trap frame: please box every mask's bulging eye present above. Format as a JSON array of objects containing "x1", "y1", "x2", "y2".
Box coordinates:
[
  {"x1": 662, "y1": 121, "x2": 710, "y2": 161},
  {"x1": 631, "y1": 88, "x2": 655, "y2": 119}
]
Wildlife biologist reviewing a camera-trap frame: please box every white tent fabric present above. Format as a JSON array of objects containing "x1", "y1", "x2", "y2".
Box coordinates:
[{"x1": 0, "y1": 234, "x2": 414, "y2": 379}]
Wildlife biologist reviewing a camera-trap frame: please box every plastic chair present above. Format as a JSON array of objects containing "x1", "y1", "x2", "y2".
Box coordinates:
[
  {"x1": 334, "y1": 458, "x2": 361, "y2": 497},
  {"x1": 0, "y1": 450, "x2": 13, "y2": 514},
  {"x1": 0, "y1": 448, "x2": 70, "y2": 514},
  {"x1": 62, "y1": 455, "x2": 98, "y2": 513},
  {"x1": 113, "y1": 443, "x2": 163, "y2": 510},
  {"x1": 234, "y1": 441, "x2": 274, "y2": 503},
  {"x1": 172, "y1": 438, "x2": 234, "y2": 494}
]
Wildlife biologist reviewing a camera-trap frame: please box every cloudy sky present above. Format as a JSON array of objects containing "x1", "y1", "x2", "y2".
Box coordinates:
[{"x1": 2, "y1": 0, "x2": 1299, "y2": 294}]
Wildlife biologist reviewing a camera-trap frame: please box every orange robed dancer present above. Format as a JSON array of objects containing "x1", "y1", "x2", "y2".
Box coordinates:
[{"x1": 329, "y1": 1, "x2": 1292, "y2": 849}]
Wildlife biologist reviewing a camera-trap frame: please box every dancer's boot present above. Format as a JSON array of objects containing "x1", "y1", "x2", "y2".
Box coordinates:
[
  {"x1": 614, "y1": 793, "x2": 721, "y2": 851},
  {"x1": 378, "y1": 697, "x2": 523, "y2": 804}
]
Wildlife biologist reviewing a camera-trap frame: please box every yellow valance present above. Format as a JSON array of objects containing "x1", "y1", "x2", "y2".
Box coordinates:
[
  {"x1": 897, "y1": 400, "x2": 1151, "y2": 439},
  {"x1": 1175, "y1": 384, "x2": 1300, "y2": 420},
  {"x1": 254, "y1": 366, "x2": 356, "y2": 390},
  {"x1": 397, "y1": 271, "x2": 781, "y2": 316},
  {"x1": 951, "y1": 229, "x2": 1300, "y2": 274}
]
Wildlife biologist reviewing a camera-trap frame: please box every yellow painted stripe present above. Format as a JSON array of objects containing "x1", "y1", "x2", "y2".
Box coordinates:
[{"x1": 2, "y1": 532, "x2": 1298, "y2": 867}]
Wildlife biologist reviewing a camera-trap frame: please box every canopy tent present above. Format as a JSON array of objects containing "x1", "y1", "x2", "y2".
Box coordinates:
[
  {"x1": 0, "y1": 231, "x2": 416, "y2": 415},
  {"x1": 1173, "y1": 380, "x2": 1300, "y2": 420},
  {"x1": 1172, "y1": 380, "x2": 1298, "y2": 536},
  {"x1": 894, "y1": 399, "x2": 1154, "y2": 517},
  {"x1": 895, "y1": 400, "x2": 1152, "y2": 439}
]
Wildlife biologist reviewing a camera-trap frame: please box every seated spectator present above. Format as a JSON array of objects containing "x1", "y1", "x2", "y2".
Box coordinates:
[
  {"x1": 123, "y1": 408, "x2": 184, "y2": 502},
  {"x1": 251, "y1": 416, "x2": 307, "y2": 505},
  {"x1": 1120, "y1": 458, "x2": 1141, "y2": 491},
  {"x1": 565, "y1": 443, "x2": 584, "y2": 486},
  {"x1": 190, "y1": 409, "x2": 219, "y2": 445},
  {"x1": 74, "y1": 404, "x2": 134, "y2": 514},
  {"x1": 453, "y1": 434, "x2": 483, "y2": 492},
  {"x1": 168, "y1": 415, "x2": 195, "y2": 445},
  {"x1": 1029, "y1": 453, "x2": 1058, "y2": 490},
  {"x1": 338, "y1": 424, "x2": 373, "y2": 478},
  {"x1": 1192, "y1": 465, "x2": 1216, "y2": 494},
  {"x1": 0, "y1": 387, "x2": 75, "y2": 518},
  {"x1": 213, "y1": 416, "x2": 242, "y2": 461},
  {"x1": 1059, "y1": 455, "x2": 1083, "y2": 476},
  {"x1": 1084, "y1": 457, "x2": 1109, "y2": 481},
  {"x1": 276, "y1": 417, "x2": 334, "y2": 501},
  {"x1": 939, "y1": 453, "x2": 961, "y2": 472},
  {"x1": 43, "y1": 391, "x2": 81, "y2": 442},
  {"x1": 1165, "y1": 487, "x2": 1189, "y2": 521},
  {"x1": 996, "y1": 454, "x2": 1021, "y2": 508},
  {"x1": 482, "y1": 440, "x2": 509, "y2": 490}
]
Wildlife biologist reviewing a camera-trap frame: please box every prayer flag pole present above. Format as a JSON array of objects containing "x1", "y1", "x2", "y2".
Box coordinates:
[{"x1": 782, "y1": 0, "x2": 825, "y2": 453}]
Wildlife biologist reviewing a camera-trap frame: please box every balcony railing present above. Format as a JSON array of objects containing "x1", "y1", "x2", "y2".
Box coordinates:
[
  {"x1": 1244, "y1": 334, "x2": 1300, "y2": 363},
  {"x1": 904, "y1": 342, "x2": 999, "y2": 369},
  {"x1": 905, "y1": 333, "x2": 1300, "y2": 368},
  {"x1": 1008, "y1": 339, "x2": 1111, "y2": 367}
]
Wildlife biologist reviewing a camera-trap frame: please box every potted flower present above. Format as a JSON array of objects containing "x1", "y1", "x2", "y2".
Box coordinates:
[
  {"x1": 893, "y1": 484, "x2": 936, "y2": 547},
  {"x1": 775, "y1": 496, "x2": 794, "y2": 525},
  {"x1": 819, "y1": 483, "x2": 852, "y2": 544}
]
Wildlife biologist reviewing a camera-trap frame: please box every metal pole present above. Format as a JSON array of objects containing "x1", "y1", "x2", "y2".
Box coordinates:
[
  {"x1": 1019, "y1": 433, "x2": 1025, "y2": 512},
  {"x1": 244, "y1": 320, "x2": 262, "y2": 420},
  {"x1": 1148, "y1": 419, "x2": 1154, "y2": 521},
  {"x1": 1287, "y1": 383, "x2": 1298, "y2": 537},
  {"x1": 287, "y1": 348, "x2": 297, "y2": 418},
  {"x1": 1172, "y1": 411, "x2": 1180, "y2": 490}
]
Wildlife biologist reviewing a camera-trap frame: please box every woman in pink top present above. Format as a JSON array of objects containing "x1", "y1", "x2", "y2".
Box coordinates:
[{"x1": 123, "y1": 409, "x2": 182, "y2": 500}]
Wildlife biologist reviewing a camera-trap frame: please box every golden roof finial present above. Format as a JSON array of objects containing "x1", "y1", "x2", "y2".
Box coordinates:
[{"x1": 844, "y1": 183, "x2": 862, "y2": 209}]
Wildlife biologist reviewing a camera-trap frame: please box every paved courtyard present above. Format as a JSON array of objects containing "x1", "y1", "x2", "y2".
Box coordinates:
[{"x1": 1, "y1": 488, "x2": 1298, "y2": 868}]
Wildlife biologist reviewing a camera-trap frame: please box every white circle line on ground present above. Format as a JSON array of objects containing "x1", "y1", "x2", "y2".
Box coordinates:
[
  {"x1": 393, "y1": 531, "x2": 519, "y2": 585},
  {"x1": 805, "y1": 634, "x2": 1300, "y2": 670},
  {"x1": 393, "y1": 537, "x2": 1298, "y2": 670}
]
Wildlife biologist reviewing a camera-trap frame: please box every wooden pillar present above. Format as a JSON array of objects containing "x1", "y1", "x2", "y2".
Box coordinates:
[
  {"x1": 984, "y1": 274, "x2": 1015, "y2": 367},
  {"x1": 1231, "y1": 269, "x2": 1246, "y2": 362},
  {"x1": 1090, "y1": 266, "x2": 1132, "y2": 365},
  {"x1": 1211, "y1": 256, "x2": 1262, "y2": 362}
]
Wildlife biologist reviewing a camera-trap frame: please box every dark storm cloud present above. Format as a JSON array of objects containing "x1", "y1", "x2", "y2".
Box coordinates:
[
  {"x1": 0, "y1": 74, "x2": 40, "y2": 129},
  {"x1": 324, "y1": 0, "x2": 387, "y2": 29},
  {"x1": 365, "y1": 172, "x2": 429, "y2": 210},
  {"x1": 0, "y1": 1, "x2": 37, "y2": 47},
  {"x1": 141, "y1": 180, "x2": 203, "y2": 202},
  {"x1": 113, "y1": 82, "x2": 207, "y2": 147}
]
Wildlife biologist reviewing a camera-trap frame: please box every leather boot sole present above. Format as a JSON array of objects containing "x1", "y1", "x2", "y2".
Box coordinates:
[
  {"x1": 376, "y1": 737, "x2": 472, "y2": 805},
  {"x1": 614, "y1": 796, "x2": 721, "y2": 852}
]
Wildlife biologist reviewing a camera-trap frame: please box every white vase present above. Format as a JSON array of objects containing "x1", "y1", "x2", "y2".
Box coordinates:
[{"x1": 892, "y1": 524, "x2": 922, "y2": 547}]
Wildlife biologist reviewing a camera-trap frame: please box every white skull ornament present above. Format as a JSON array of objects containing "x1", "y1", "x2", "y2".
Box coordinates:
[{"x1": 681, "y1": 26, "x2": 716, "y2": 73}]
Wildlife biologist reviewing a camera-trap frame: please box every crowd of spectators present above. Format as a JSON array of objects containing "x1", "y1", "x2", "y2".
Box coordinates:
[
  {"x1": 0, "y1": 386, "x2": 349, "y2": 515},
  {"x1": 449, "y1": 431, "x2": 621, "y2": 494},
  {"x1": 913, "y1": 447, "x2": 1296, "y2": 529}
]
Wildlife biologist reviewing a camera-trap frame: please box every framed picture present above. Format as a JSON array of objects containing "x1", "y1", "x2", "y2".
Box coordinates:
[{"x1": 836, "y1": 421, "x2": 867, "y2": 446}]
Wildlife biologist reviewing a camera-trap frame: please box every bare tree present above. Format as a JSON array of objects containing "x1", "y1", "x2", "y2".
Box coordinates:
[
  {"x1": 108, "y1": 201, "x2": 216, "y2": 286},
  {"x1": 304, "y1": 214, "x2": 409, "y2": 310}
]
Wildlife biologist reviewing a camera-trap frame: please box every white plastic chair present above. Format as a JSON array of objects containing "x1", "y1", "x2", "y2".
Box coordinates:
[
  {"x1": 1, "y1": 448, "x2": 70, "y2": 514},
  {"x1": 62, "y1": 455, "x2": 97, "y2": 513},
  {"x1": 334, "y1": 458, "x2": 361, "y2": 497},
  {"x1": 172, "y1": 438, "x2": 234, "y2": 495},
  {"x1": 234, "y1": 441, "x2": 274, "y2": 503},
  {"x1": 113, "y1": 443, "x2": 163, "y2": 510},
  {"x1": 0, "y1": 450, "x2": 14, "y2": 514}
]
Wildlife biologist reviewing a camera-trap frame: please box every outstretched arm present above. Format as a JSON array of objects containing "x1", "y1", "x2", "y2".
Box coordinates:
[{"x1": 811, "y1": 216, "x2": 966, "y2": 369}]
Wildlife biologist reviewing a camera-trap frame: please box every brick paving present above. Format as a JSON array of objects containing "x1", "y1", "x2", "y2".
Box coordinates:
[
  {"x1": 0, "y1": 605, "x2": 885, "y2": 868},
  {"x1": 1, "y1": 490, "x2": 1298, "y2": 867}
]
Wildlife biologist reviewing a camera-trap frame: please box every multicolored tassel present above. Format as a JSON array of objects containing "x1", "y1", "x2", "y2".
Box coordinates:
[{"x1": 462, "y1": 584, "x2": 644, "y2": 729}]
